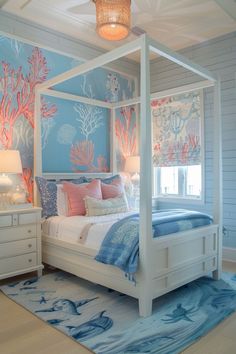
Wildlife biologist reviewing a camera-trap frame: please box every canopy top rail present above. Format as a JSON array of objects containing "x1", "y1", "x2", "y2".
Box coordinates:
[
  {"x1": 41, "y1": 78, "x2": 214, "y2": 110},
  {"x1": 37, "y1": 34, "x2": 217, "y2": 97}
]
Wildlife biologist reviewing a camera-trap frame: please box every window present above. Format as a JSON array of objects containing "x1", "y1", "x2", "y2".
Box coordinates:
[
  {"x1": 151, "y1": 90, "x2": 204, "y2": 202},
  {"x1": 154, "y1": 165, "x2": 202, "y2": 200}
]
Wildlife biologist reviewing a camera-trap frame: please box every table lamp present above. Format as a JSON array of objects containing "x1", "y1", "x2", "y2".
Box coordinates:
[
  {"x1": 0, "y1": 150, "x2": 23, "y2": 208},
  {"x1": 124, "y1": 155, "x2": 140, "y2": 183}
]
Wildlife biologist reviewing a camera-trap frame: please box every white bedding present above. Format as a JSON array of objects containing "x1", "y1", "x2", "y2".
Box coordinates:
[{"x1": 42, "y1": 211, "x2": 135, "y2": 251}]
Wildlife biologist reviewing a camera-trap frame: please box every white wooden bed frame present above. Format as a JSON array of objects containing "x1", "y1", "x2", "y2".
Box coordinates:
[{"x1": 34, "y1": 35, "x2": 222, "y2": 317}]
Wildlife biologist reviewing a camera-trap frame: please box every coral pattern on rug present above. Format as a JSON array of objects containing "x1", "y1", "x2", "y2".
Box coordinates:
[{"x1": 1, "y1": 272, "x2": 236, "y2": 354}]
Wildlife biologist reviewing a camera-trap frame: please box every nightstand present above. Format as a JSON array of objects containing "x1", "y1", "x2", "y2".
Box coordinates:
[{"x1": 0, "y1": 207, "x2": 44, "y2": 280}]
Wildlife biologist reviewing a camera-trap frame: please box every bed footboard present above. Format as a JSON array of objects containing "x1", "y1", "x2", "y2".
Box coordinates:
[{"x1": 42, "y1": 224, "x2": 220, "y2": 317}]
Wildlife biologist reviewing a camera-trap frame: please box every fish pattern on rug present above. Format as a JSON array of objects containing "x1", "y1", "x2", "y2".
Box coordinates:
[{"x1": 1, "y1": 272, "x2": 236, "y2": 354}]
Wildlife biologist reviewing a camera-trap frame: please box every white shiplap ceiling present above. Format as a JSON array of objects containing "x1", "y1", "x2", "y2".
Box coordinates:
[{"x1": 1, "y1": 0, "x2": 236, "y2": 59}]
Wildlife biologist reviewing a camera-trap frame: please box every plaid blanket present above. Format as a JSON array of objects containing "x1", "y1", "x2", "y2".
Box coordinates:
[{"x1": 95, "y1": 209, "x2": 213, "y2": 277}]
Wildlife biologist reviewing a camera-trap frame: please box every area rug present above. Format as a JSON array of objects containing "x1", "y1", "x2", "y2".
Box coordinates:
[{"x1": 1, "y1": 272, "x2": 236, "y2": 354}]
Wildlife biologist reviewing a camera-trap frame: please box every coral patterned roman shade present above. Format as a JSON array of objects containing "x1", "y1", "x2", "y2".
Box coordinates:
[{"x1": 152, "y1": 91, "x2": 202, "y2": 167}]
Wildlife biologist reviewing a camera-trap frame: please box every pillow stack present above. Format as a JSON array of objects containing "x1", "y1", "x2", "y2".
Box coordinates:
[{"x1": 36, "y1": 175, "x2": 129, "y2": 218}]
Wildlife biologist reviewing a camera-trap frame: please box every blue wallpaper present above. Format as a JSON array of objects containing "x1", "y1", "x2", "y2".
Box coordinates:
[
  {"x1": 42, "y1": 96, "x2": 110, "y2": 173},
  {"x1": 0, "y1": 35, "x2": 137, "y2": 200}
]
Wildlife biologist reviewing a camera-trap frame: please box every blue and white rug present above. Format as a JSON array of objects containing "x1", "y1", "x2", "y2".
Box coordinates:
[{"x1": 1, "y1": 272, "x2": 236, "y2": 354}]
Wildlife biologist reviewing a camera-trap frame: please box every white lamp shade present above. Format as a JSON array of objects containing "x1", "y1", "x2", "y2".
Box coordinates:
[
  {"x1": 124, "y1": 155, "x2": 140, "y2": 173},
  {"x1": 0, "y1": 150, "x2": 23, "y2": 174}
]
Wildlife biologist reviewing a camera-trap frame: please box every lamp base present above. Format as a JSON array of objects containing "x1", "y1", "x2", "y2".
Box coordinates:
[
  {"x1": 0, "y1": 174, "x2": 13, "y2": 193},
  {"x1": 0, "y1": 193, "x2": 13, "y2": 210}
]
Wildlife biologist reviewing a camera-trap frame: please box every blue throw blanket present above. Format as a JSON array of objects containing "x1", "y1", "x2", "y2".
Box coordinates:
[{"x1": 95, "y1": 209, "x2": 213, "y2": 277}]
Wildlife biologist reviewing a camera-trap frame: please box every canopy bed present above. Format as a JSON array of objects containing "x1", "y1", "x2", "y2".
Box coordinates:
[{"x1": 34, "y1": 34, "x2": 222, "y2": 317}]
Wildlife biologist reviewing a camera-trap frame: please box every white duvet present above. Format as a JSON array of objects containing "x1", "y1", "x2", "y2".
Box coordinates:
[{"x1": 42, "y1": 211, "x2": 135, "y2": 251}]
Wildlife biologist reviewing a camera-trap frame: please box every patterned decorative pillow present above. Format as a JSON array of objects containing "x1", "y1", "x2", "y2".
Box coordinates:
[
  {"x1": 101, "y1": 175, "x2": 124, "y2": 199},
  {"x1": 35, "y1": 177, "x2": 58, "y2": 218},
  {"x1": 101, "y1": 174, "x2": 121, "y2": 184},
  {"x1": 35, "y1": 176, "x2": 88, "y2": 218},
  {"x1": 62, "y1": 179, "x2": 102, "y2": 216},
  {"x1": 84, "y1": 193, "x2": 129, "y2": 216},
  {"x1": 57, "y1": 184, "x2": 68, "y2": 216}
]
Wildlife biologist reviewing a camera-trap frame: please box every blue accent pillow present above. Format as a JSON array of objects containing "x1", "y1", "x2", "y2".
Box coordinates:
[
  {"x1": 35, "y1": 177, "x2": 57, "y2": 218},
  {"x1": 84, "y1": 175, "x2": 121, "y2": 184},
  {"x1": 101, "y1": 174, "x2": 121, "y2": 184},
  {"x1": 35, "y1": 176, "x2": 89, "y2": 218}
]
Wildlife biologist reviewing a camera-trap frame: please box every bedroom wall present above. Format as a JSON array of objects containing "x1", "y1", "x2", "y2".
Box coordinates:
[
  {"x1": 150, "y1": 31, "x2": 236, "y2": 253},
  {"x1": 0, "y1": 15, "x2": 139, "y2": 202}
]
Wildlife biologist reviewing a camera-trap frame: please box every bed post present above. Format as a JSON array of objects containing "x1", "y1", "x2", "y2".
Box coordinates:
[
  {"x1": 138, "y1": 35, "x2": 153, "y2": 317},
  {"x1": 212, "y1": 79, "x2": 222, "y2": 280},
  {"x1": 110, "y1": 107, "x2": 117, "y2": 174},
  {"x1": 33, "y1": 88, "x2": 42, "y2": 207}
]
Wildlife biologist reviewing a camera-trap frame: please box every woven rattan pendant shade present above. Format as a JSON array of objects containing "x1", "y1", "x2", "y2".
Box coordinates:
[{"x1": 93, "y1": 0, "x2": 131, "y2": 41}]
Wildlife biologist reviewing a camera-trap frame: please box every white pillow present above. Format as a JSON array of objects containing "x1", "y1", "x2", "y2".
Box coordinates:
[
  {"x1": 57, "y1": 184, "x2": 68, "y2": 216},
  {"x1": 84, "y1": 193, "x2": 129, "y2": 217}
]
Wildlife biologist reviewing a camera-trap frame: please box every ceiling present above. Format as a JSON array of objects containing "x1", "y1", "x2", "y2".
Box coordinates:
[{"x1": 1, "y1": 0, "x2": 236, "y2": 61}]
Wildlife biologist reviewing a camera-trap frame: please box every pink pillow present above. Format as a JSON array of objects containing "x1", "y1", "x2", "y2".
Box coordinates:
[
  {"x1": 62, "y1": 179, "x2": 102, "y2": 216},
  {"x1": 101, "y1": 177, "x2": 124, "y2": 199}
]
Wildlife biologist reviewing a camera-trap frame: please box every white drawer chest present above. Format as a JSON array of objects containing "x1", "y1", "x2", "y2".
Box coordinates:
[{"x1": 0, "y1": 207, "x2": 43, "y2": 280}]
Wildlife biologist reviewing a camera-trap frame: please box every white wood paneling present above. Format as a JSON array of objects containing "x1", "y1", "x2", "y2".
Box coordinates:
[{"x1": 150, "y1": 31, "x2": 236, "y2": 251}]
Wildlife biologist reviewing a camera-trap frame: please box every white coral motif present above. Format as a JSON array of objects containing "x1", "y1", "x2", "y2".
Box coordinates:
[
  {"x1": 106, "y1": 73, "x2": 120, "y2": 102},
  {"x1": 57, "y1": 124, "x2": 77, "y2": 145}
]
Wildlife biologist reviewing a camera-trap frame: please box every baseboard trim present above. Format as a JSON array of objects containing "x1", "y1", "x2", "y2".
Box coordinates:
[{"x1": 223, "y1": 247, "x2": 236, "y2": 262}]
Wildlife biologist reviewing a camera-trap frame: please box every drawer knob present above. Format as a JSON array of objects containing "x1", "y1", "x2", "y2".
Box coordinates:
[
  {"x1": 28, "y1": 229, "x2": 32, "y2": 233},
  {"x1": 28, "y1": 259, "x2": 32, "y2": 263},
  {"x1": 28, "y1": 244, "x2": 32, "y2": 248}
]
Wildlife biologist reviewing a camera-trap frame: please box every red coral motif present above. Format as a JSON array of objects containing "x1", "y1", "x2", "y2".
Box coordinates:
[
  {"x1": 71, "y1": 141, "x2": 94, "y2": 169},
  {"x1": 115, "y1": 106, "x2": 137, "y2": 167},
  {"x1": 0, "y1": 48, "x2": 56, "y2": 149},
  {"x1": 70, "y1": 141, "x2": 108, "y2": 173},
  {"x1": 188, "y1": 134, "x2": 199, "y2": 149},
  {"x1": 167, "y1": 145, "x2": 175, "y2": 163},
  {"x1": 97, "y1": 155, "x2": 108, "y2": 172},
  {"x1": 181, "y1": 143, "x2": 189, "y2": 164},
  {"x1": 40, "y1": 97, "x2": 57, "y2": 119},
  {"x1": 151, "y1": 97, "x2": 170, "y2": 108},
  {"x1": 22, "y1": 168, "x2": 33, "y2": 203}
]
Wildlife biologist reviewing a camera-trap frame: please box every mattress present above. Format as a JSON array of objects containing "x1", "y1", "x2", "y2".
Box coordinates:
[
  {"x1": 42, "y1": 211, "x2": 135, "y2": 251},
  {"x1": 42, "y1": 209, "x2": 213, "y2": 255}
]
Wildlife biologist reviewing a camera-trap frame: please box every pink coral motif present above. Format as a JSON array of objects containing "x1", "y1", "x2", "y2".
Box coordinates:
[
  {"x1": 70, "y1": 141, "x2": 108, "y2": 172},
  {"x1": 151, "y1": 97, "x2": 170, "y2": 108},
  {"x1": 181, "y1": 143, "x2": 189, "y2": 164},
  {"x1": 167, "y1": 145, "x2": 175, "y2": 164},
  {"x1": 22, "y1": 168, "x2": 33, "y2": 203},
  {"x1": 188, "y1": 134, "x2": 199, "y2": 149},
  {"x1": 70, "y1": 141, "x2": 94, "y2": 170},
  {"x1": 40, "y1": 96, "x2": 57, "y2": 119},
  {"x1": 154, "y1": 143, "x2": 161, "y2": 152},
  {"x1": 115, "y1": 106, "x2": 137, "y2": 168},
  {"x1": 0, "y1": 48, "x2": 56, "y2": 149},
  {"x1": 97, "y1": 155, "x2": 108, "y2": 172}
]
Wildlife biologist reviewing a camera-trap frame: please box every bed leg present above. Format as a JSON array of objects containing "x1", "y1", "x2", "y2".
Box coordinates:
[
  {"x1": 37, "y1": 269, "x2": 43, "y2": 278},
  {"x1": 212, "y1": 269, "x2": 221, "y2": 280},
  {"x1": 138, "y1": 296, "x2": 153, "y2": 317}
]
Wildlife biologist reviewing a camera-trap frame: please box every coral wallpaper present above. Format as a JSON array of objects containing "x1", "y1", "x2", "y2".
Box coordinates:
[
  {"x1": 0, "y1": 35, "x2": 137, "y2": 201},
  {"x1": 115, "y1": 105, "x2": 138, "y2": 170}
]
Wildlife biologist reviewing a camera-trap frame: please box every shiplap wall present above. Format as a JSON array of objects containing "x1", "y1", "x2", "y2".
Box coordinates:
[{"x1": 150, "y1": 31, "x2": 236, "y2": 251}]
